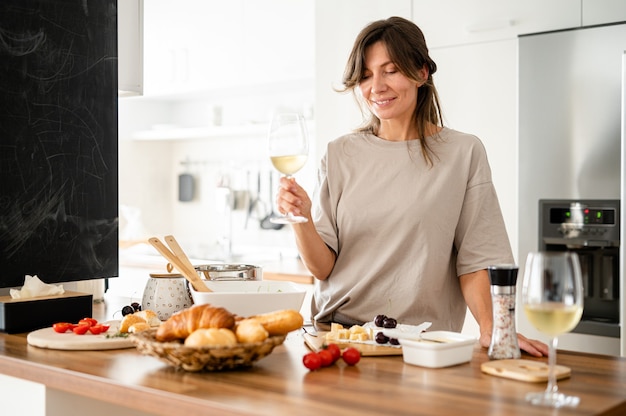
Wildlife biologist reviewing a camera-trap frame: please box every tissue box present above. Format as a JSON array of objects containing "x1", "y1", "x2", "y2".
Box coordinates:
[{"x1": 0, "y1": 291, "x2": 92, "y2": 333}]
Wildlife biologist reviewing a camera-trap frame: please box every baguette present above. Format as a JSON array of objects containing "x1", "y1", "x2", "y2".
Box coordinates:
[{"x1": 251, "y1": 309, "x2": 303, "y2": 336}]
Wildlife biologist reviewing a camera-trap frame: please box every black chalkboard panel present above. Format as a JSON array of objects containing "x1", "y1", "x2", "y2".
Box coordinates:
[{"x1": 0, "y1": 0, "x2": 119, "y2": 288}]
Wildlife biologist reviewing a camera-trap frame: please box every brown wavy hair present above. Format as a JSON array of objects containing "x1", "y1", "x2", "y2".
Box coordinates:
[{"x1": 339, "y1": 16, "x2": 443, "y2": 165}]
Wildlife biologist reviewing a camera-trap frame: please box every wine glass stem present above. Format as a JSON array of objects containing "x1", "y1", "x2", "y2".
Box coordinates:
[{"x1": 546, "y1": 336, "x2": 559, "y2": 395}]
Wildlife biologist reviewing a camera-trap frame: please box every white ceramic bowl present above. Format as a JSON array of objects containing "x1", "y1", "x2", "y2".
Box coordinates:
[
  {"x1": 189, "y1": 280, "x2": 306, "y2": 317},
  {"x1": 399, "y1": 331, "x2": 476, "y2": 368}
]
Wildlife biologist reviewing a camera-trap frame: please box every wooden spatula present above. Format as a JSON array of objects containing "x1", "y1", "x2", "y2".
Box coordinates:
[{"x1": 148, "y1": 236, "x2": 211, "y2": 292}]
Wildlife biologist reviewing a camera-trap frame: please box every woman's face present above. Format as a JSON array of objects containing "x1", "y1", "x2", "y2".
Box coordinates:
[{"x1": 359, "y1": 41, "x2": 422, "y2": 125}]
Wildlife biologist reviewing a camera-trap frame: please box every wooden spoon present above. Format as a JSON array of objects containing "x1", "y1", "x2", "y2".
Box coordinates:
[
  {"x1": 164, "y1": 235, "x2": 198, "y2": 277},
  {"x1": 148, "y1": 237, "x2": 211, "y2": 292}
]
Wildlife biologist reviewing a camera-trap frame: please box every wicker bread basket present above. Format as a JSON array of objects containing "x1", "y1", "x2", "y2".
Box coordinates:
[{"x1": 130, "y1": 329, "x2": 286, "y2": 372}]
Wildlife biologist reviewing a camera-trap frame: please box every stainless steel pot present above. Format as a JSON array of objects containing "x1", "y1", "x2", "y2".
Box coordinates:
[{"x1": 194, "y1": 264, "x2": 262, "y2": 281}]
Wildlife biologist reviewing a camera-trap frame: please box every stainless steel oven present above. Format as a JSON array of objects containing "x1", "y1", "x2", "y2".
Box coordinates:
[{"x1": 539, "y1": 199, "x2": 620, "y2": 338}]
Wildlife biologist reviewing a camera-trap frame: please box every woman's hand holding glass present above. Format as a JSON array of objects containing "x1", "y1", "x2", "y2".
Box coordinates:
[{"x1": 275, "y1": 176, "x2": 312, "y2": 223}]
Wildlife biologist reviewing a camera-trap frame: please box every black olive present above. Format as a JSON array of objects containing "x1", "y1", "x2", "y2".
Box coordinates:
[
  {"x1": 374, "y1": 314, "x2": 387, "y2": 327},
  {"x1": 121, "y1": 305, "x2": 134, "y2": 316},
  {"x1": 131, "y1": 302, "x2": 141, "y2": 312},
  {"x1": 389, "y1": 338, "x2": 400, "y2": 345},
  {"x1": 382, "y1": 317, "x2": 397, "y2": 328},
  {"x1": 375, "y1": 332, "x2": 389, "y2": 344}
]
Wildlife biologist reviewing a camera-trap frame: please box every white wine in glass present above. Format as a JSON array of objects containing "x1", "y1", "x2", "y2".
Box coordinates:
[
  {"x1": 268, "y1": 112, "x2": 309, "y2": 224},
  {"x1": 521, "y1": 251, "x2": 584, "y2": 408}
]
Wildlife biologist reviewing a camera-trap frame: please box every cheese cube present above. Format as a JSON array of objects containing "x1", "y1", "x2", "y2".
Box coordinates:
[
  {"x1": 349, "y1": 332, "x2": 369, "y2": 341},
  {"x1": 330, "y1": 322, "x2": 344, "y2": 332},
  {"x1": 337, "y1": 329, "x2": 350, "y2": 339}
]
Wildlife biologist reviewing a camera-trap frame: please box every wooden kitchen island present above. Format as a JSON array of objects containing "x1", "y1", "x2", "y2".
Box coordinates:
[{"x1": 1, "y1": 313, "x2": 625, "y2": 416}]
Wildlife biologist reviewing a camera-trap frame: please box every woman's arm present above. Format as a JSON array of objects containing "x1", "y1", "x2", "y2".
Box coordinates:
[
  {"x1": 459, "y1": 269, "x2": 548, "y2": 357},
  {"x1": 459, "y1": 269, "x2": 493, "y2": 345},
  {"x1": 276, "y1": 177, "x2": 336, "y2": 280}
]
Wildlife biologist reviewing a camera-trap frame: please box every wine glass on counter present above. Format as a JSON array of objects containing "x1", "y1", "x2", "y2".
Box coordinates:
[
  {"x1": 267, "y1": 112, "x2": 309, "y2": 224},
  {"x1": 521, "y1": 251, "x2": 584, "y2": 408}
]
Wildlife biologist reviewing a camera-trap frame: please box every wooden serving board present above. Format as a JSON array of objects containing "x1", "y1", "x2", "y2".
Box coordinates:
[
  {"x1": 27, "y1": 321, "x2": 134, "y2": 350},
  {"x1": 303, "y1": 332, "x2": 402, "y2": 356},
  {"x1": 481, "y1": 359, "x2": 571, "y2": 383}
]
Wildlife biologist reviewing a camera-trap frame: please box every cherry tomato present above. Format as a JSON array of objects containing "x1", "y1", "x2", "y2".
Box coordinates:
[
  {"x1": 325, "y1": 343, "x2": 341, "y2": 364},
  {"x1": 341, "y1": 347, "x2": 361, "y2": 366},
  {"x1": 88, "y1": 324, "x2": 109, "y2": 335},
  {"x1": 318, "y1": 349, "x2": 334, "y2": 367},
  {"x1": 78, "y1": 318, "x2": 98, "y2": 327},
  {"x1": 302, "y1": 352, "x2": 322, "y2": 371},
  {"x1": 72, "y1": 324, "x2": 90, "y2": 335},
  {"x1": 52, "y1": 322, "x2": 72, "y2": 333}
]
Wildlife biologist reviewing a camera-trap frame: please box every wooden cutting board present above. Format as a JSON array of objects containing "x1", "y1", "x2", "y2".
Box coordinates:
[
  {"x1": 303, "y1": 332, "x2": 402, "y2": 356},
  {"x1": 27, "y1": 321, "x2": 134, "y2": 350},
  {"x1": 481, "y1": 359, "x2": 571, "y2": 383}
]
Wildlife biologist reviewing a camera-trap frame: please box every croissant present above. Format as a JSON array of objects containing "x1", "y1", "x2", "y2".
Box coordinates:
[{"x1": 155, "y1": 304, "x2": 235, "y2": 342}]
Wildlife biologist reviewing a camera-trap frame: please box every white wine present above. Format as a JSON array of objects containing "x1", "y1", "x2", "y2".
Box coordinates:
[
  {"x1": 524, "y1": 303, "x2": 583, "y2": 336},
  {"x1": 270, "y1": 154, "x2": 307, "y2": 176}
]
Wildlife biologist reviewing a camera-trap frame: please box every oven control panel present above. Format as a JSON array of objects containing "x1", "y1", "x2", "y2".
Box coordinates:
[{"x1": 539, "y1": 199, "x2": 620, "y2": 247}]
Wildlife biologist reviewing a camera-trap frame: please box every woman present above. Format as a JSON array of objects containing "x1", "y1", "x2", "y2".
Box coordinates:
[{"x1": 277, "y1": 16, "x2": 547, "y2": 356}]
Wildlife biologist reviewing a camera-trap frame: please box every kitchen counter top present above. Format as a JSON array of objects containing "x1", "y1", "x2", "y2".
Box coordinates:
[
  {"x1": 261, "y1": 258, "x2": 313, "y2": 284},
  {"x1": 1, "y1": 299, "x2": 625, "y2": 416}
]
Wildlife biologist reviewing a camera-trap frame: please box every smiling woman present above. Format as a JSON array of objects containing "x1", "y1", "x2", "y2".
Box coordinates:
[
  {"x1": 358, "y1": 42, "x2": 423, "y2": 138},
  {"x1": 274, "y1": 15, "x2": 548, "y2": 359}
]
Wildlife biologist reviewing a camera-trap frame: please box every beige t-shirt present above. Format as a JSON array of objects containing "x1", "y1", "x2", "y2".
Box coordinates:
[{"x1": 311, "y1": 128, "x2": 514, "y2": 331}]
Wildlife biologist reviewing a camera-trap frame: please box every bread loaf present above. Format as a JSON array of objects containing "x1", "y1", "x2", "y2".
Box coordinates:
[
  {"x1": 184, "y1": 328, "x2": 238, "y2": 348},
  {"x1": 251, "y1": 309, "x2": 303, "y2": 336},
  {"x1": 155, "y1": 304, "x2": 235, "y2": 342}
]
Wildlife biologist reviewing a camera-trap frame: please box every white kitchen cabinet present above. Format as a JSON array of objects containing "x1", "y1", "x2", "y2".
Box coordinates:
[
  {"x1": 241, "y1": 0, "x2": 314, "y2": 86},
  {"x1": 118, "y1": 0, "x2": 143, "y2": 96},
  {"x1": 582, "y1": 0, "x2": 626, "y2": 26},
  {"x1": 142, "y1": 0, "x2": 241, "y2": 97},
  {"x1": 141, "y1": 0, "x2": 313, "y2": 98},
  {"x1": 412, "y1": 0, "x2": 580, "y2": 48}
]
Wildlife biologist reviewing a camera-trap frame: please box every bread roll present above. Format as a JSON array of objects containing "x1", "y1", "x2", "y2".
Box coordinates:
[
  {"x1": 134, "y1": 310, "x2": 161, "y2": 327},
  {"x1": 184, "y1": 328, "x2": 237, "y2": 348},
  {"x1": 128, "y1": 322, "x2": 151, "y2": 333},
  {"x1": 120, "y1": 314, "x2": 146, "y2": 333},
  {"x1": 251, "y1": 309, "x2": 304, "y2": 336},
  {"x1": 235, "y1": 318, "x2": 269, "y2": 343}
]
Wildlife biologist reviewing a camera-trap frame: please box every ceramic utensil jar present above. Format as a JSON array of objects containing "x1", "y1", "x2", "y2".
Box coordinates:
[{"x1": 142, "y1": 273, "x2": 193, "y2": 321}]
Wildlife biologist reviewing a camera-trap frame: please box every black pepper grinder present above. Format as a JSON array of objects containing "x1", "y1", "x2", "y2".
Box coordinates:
[{"x1": 487, "y1": 264, "x2": 521, "y2": 360}]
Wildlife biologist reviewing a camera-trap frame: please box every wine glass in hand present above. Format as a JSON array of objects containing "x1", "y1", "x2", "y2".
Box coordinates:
[
  {"x1": 521, "y1": 251, "x2": 584, "y2": 408},
  {"x1": 268, "y1": 112, "x2": 309, "y2": 224}
]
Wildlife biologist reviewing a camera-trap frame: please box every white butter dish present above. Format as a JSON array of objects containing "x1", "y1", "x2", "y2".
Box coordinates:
[{"x1": 399, "y1": 331, "x2": 476, "y2": 368}]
